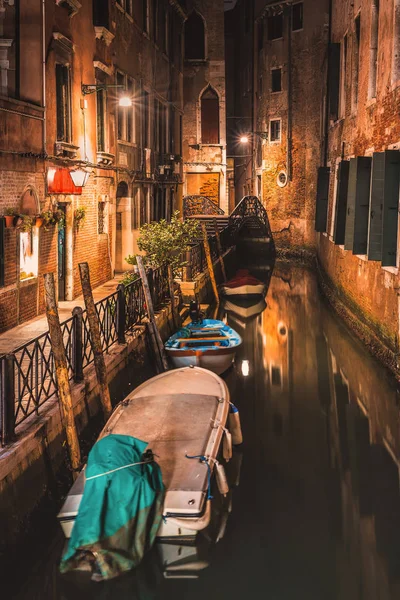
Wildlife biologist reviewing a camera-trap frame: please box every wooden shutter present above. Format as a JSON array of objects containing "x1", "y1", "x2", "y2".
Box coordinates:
[
  {"x1": 201, "y1": 89, "x2": 219, "y2": 144},
  {"x1": 367, "y1": 152, "x2": 384, "y2": 261},
  {"x1": 353, "y1": 157, "x2": 372, "y2": 255},
  {"x1": 329, "y1": 43, "x2": 341, "y2": 120},
  {"x1": 382, "y1": 150, "x2": 400, "y2": 267},
  {"x1": 333, "y1": 160, "x2": 350, "y2": 244},
  {"x1": 0, "y1": 218, "x2": 4, "y2": 288},
  {"x1": 344, "y1": 157, "x2": 371, "y2": 253},
  {"x1": 315, "y1": 167, "x2": 330, "y2": 232}
]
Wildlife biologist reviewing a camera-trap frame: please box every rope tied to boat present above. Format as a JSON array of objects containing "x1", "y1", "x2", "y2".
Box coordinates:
[
  {"x1": 185, "y1": 454, "x2": 213, "y2": 500},
  {"x1": 85, "y1": 450, "x2": 155, "y2": 481}
]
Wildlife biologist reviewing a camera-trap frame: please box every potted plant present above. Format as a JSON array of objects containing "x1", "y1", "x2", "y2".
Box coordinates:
[
  {"x1": 18, "y1": 215, "x2": 34, "y2": 232},
  {"x1": 74, "y1": 206, "x2": 86, "y2": 230},
  {"x1": 41, "y1": 210, "x2": 55, "y2": 231},
  {"x1": 54, "y1": 209, "x2": 65, "y2": 229},
  {"x1": 4, "y1": 208, "x2": 16, "y2": 228}
]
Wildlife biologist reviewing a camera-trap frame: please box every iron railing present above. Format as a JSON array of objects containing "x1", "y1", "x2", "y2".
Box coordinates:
[
  {"x1": 183, "y1": 195, "x2": 225, "y2": 218},
  {"x1": 0, "y1": 267, "x2": 167, "y2": 445},
  {"x1": 181, "y1": 228, "x2": 232, "y2": 281},
  {"x1": 229, "y1": 195, "x2": 273, "y2": 238}
]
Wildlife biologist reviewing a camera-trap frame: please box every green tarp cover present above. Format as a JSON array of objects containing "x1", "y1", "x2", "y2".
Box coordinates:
[{"x1": 60, "y1": 434, "x2": 165, "y2": 581}]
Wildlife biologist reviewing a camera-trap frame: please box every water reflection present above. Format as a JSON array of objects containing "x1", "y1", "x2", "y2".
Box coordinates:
[{"x1": 8, "y1": 260, "x2": 400, "y2": 599}]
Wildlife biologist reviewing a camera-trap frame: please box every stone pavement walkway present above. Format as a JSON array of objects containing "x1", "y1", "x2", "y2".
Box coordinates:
[{"x1": 0, "y1": 275, "x2": 124, "y2": 356}]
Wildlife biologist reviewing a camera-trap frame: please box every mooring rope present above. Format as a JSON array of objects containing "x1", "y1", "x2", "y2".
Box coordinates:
[
  {"x1": 85, "y1": 460, "x2": 151, "y2": 481},
  {"x1": 185, "y1": 454, "x2": 213, "y2": 500}
]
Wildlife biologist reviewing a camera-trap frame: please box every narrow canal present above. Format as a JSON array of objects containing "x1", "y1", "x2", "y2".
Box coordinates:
[{"x1": 9, "y1": 260, "x2": 400, "y2": 599}]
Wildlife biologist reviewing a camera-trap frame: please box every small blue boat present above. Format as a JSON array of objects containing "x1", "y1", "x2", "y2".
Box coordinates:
[{"x1": 165, "y1": 318, "x2": 242, "y2": 375}]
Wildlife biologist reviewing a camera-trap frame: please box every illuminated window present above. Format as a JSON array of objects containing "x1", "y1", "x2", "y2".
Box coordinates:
[{"x1": 20, "y1": 229, "x2": 39, "y2": 281}]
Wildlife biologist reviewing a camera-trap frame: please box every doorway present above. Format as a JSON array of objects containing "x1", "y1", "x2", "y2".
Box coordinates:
[{"x1": 58, "y1": 204, "x2": 66, "y2": 301}]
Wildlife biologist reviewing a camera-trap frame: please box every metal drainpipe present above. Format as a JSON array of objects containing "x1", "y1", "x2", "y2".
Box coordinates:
[
  {"x1": 42, "y1": 0, "x2": 46, "y2": 156},
  {"x1": 286, "y1": 6, "x2": 293, "y2": 181},
  {"x1": 323, "y1": 0, "x2": 333, "y2": 167}
]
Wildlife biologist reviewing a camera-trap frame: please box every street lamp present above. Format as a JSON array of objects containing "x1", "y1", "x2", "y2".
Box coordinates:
[
  {"x1": 239, "y1": 131, "x2": 268, "y2": 143},
  {"x1": 70, "y1": 167, "x2": 90, "y2": 187},
  {"x1": 81, "y1": 83, "x2": 132, "y2": 107}
]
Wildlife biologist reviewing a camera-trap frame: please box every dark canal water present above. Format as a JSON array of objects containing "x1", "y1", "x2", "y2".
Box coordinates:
[{"x1": 9, "y1": 261, "x2": 400, "y2": 599}]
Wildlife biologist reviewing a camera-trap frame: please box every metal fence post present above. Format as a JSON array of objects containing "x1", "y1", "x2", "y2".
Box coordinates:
[
  {"x1": 72, "y1": 306, "x2": 84, "y2": 383},
  {"x1": 1, "y1": 354, "x2": 16, "y2": 446},
  {"x1": 184, "y1": 249, "x2": 192, "y2": 282},
  {"x1": 117, "y1": 283, "x2": 126, "y2": 344},
  {"x1": 147, "y1": 268, "x2": 154, "y2": 304}
]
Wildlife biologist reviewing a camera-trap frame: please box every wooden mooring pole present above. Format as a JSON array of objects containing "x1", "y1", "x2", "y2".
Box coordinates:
[
  {"x1": 201, "y1": 223, "x2": 219, "y2": 303},
  {"x1": 167, "y1": 264, "x2": 180, "y2": 329},
  {"x1": 43, "y1": 273, "x2": 81, "y2": 477},
  {"x1": 214, "y1": 219, "x2": 227, "y2": 282},
  {"x1": 136, "y1": 256, "x2": 169, "y2": 372},
  {"x1": 78, "y1": 262, "x2": 112, "y2": 420}
]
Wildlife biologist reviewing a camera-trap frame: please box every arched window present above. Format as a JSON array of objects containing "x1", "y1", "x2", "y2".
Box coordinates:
[
  {"x1": 201, "y1": 87, "x2": 219, "y2": 144},
  {"x1": 184, "y1": 11, "x2": 205, "y2": 60}
]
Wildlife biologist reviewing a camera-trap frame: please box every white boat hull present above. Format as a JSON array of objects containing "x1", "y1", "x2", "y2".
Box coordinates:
[
  {"x1": 220, "y1": 283, "x2": 266, "y2": 297},
  {"x1": 58, "y1": 367, "x2": 230, "y2": 540},
  {"x1": 166, "y1": 347, "x2": 236, "y2": 375}
]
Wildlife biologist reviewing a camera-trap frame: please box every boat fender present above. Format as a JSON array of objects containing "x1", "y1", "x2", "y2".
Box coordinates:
[
  {"x1": 215, "y1": 461, "x2": 229, "y2": 496},
  {"x1": 222, "y1": 428, "x2": 233, "y2": 462},
  {"x1": 228, "y1": 403, "x2": 243, "y2": 445}
]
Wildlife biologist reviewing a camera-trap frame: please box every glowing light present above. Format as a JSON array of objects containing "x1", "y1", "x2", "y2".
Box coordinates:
[
  {"x1": 70, "y1": 168, "x2": 90, "y2": 187},
  {"x1": 240, "y1": 136, "x2": 249, "y2": 144},
  {"x1": 241, "y1": 360, "x2": 250, "y2": 377},
  {"x1": 119, "y1": 95, "x2": 132, "y2": 107}
]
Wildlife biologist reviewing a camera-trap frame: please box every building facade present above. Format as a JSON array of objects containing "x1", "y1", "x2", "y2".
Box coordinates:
[
  {"x1": 0, "y1": 0, "x2": 185, "y2": 333},
  {"x1": 181, "y1": 0, "x2": 228, "y2": 212},
  {"x1": 316, "y1": 0, "x2": 400, "y2": 362}
]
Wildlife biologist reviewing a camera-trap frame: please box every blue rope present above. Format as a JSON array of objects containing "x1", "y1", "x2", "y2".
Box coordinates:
[{"x1": 185, "y1": 454, "x2": 213, "y2": 500}]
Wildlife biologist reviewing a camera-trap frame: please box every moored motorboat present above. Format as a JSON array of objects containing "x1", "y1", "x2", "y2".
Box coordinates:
[
  {"x1": 58, "y1": 367, "x2": 231, "y2": 551},
  {"x1": 222, "y1": 296, "x2": 267, "y2": 320},
  {"x1": 219, "y1": 269, "x2": 267, "y2": 298},
  {"x1": 165, "y1": 319, "x2": 242, "y2": 375}
]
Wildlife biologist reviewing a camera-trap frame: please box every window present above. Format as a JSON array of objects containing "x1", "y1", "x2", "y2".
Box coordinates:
[
  {"x1": 339, "y1": 34, "x2": 348, "y2": 118},
  {"x1": 56, "y1": 64, "x2": 71, "y2": 142},
  {"x1": 392, "y1": 0, "x2": 400, "y2": 83},
  {"x1": 20, "y1": 230, "x2": 39, "y2": 281},
  {"x1": 0, "y1": 1, "x2": 16, "y2": 96},
  {"x1": 368, "y1": 0, "x2": 379, "y2": 100},
  {"x1": 258, "y1": 75, "x2": 263, "y2": 97},
  {"x1": 117, "y1": 72, "x2": 125, "y2": 140},
  {"x1": 258, "y1": 21, "x2": 264, "y2": 51},
  {"x1": 143, "y1": 0, "x2": 149, "y2": 33},
  {"x1": 169, "y1": 105, "x2": 175, "y2": 152},
  {"x1": 117, "y1": 73, "x2": 135, "y2": 142},
  {"x1": 267, "y1": 13, "x2": 283, "y2": 41},
  {"x1": 292, "y1": 3, "x2": 303, "y2": 31},
  {"x1": 143, "y1": 90, "x2": 149, "y2": 147},
  {"x1": 314, "y1": 167, "x2": 330, "y2": 232},
  {"x1": 93, "y1": 0, "x2": 109, "y2": 27},
  {"x1": 0, "y1": 219, "x2": 4, "y2": 288},
  {"x1": 126, "y1": 78, "x2": 135, "y2": 143},
  {"x1": 352, "y1": 14, "x2": 361, "y2": 111},
  {"x1": 116, "y1": 0, "x2": 132, "y2": 15},
  {"x1": 271, "y1": 68, "x2": 282, "y2": 92},
  {"x1": 201, "y1": 87, "x2": 219, "y2": 144},
  {"x1": 98, "y1": 201, "x2": 105, "y2": 234},
  {"x1": 185, "y1": 11, "x2": 205, "y2": 59},
  {"x1": 164, "y1": 9, "x2": 169, "y2": 54},
  {"x1": 271, "y1": 366, "x2": 282, "y2": 386},
  {"x1": 96, "y1": 88, "x2": 105, "y2": 152},
  {"x1": 152, "y1": 0, "x2": 158, "y2": 41},
  {"x1": 270, "y1": 119, "x2": 281, "y2": 142}
]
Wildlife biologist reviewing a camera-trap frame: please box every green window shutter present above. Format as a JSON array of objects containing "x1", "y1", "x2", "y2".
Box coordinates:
[
  {"x1": 344, "y1": 157, "x2": 371, "y2": 253},
  {"x1": 315, "y1": 167, "x2": 330, "y2": 232},
  {"x1": 333, "y1": 160, "x2": 350, "y2": 244},
  {"x1": 353, "y1": 156, "x2": 372, "y2": 255},
  {"x1": 329, "y1": 43, "x2": 341, "y2": 120},
  {"x1": 382, "y1": 150, "x2": 400, "y2": 267},
  {"x1": 367, "y1": 152, "x2": 384, "y2": 261},
  {"x1": 0, "y1": 218, "x2": 4, "y2": 288}
]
